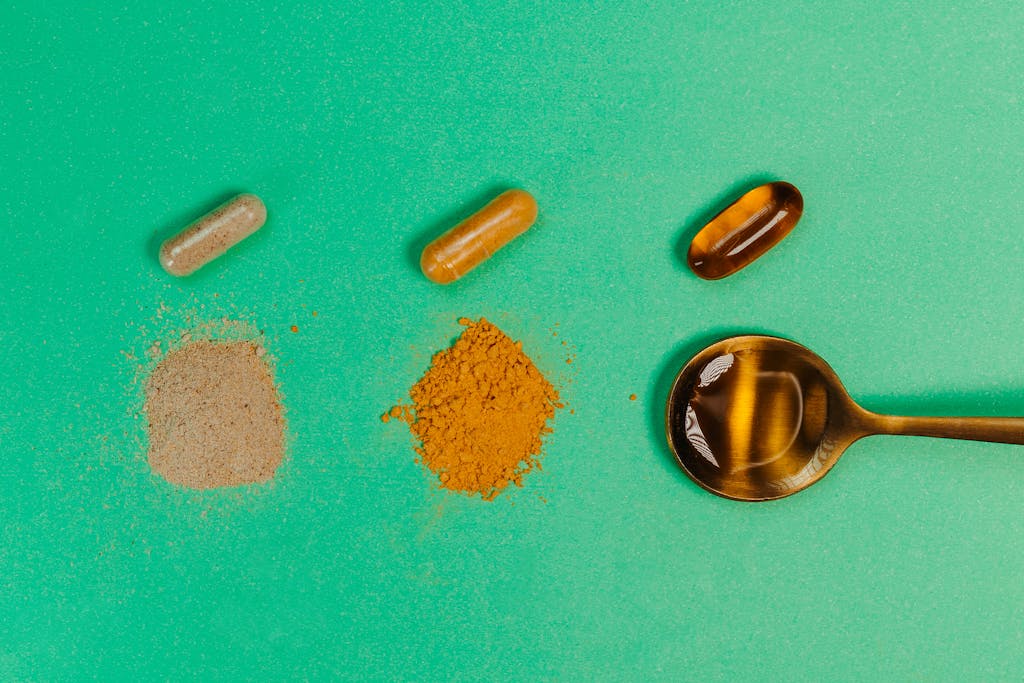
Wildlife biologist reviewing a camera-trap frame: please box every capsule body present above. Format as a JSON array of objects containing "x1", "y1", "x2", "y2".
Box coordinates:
[
  {"x1": 420, "y1": 189, "x2": 538, "y2": 284},
  {"x1": 687, "y1": 182, "x2": 803, "y2": 280},
  {"x1": 159, "y1": 193, "x2": 267, "y2": 276}
]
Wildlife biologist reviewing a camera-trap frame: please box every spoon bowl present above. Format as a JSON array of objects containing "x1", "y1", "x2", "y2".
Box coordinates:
[{"x1": 666, "y1": 335, "x2": 1024, "y2": 501}]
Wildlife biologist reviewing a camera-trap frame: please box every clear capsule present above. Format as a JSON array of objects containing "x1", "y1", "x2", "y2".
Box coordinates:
[
  {"x1": 688, "y1": 182, "x2": 803, "y2": 280},
  {"x1": 420, "y1": 189, "x2": 538, "y2": 284},
  {"x1": 159, "y1": 194, "x2": 267, "y2": 276}
]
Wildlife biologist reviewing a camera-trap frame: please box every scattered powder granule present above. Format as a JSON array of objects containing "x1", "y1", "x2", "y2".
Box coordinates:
[
  {"x1": 144, "y1": 340, "x2": 285, "y2": 489},
  {"x1": 386, "y1": 317, "x2": 561, "y2": 500}
]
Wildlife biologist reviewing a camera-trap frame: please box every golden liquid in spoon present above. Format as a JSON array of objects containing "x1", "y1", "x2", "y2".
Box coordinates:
[
  {"x1": 668, "y1": 345, "x2": 834, "y2": 499},
  {"x1": 669, "y1": 336, "x2": 1024, "y2": 501}
]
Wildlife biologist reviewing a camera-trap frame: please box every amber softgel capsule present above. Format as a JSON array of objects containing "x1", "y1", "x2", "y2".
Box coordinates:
[
  {"x1": 687, "y1": 182, "x2": 803, "y2": 280},
  {"x1": 159, "y1": 193, "x2": 267, "y2": 276},
  {"x1": 420, "y1": 189, "x2": 538, "y2": 284}
]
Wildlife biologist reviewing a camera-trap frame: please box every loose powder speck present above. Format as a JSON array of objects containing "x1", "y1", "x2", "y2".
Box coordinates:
[
  {"x1": 387, "y1": 317, "x2": 561, "y2": 500},
  {"x1": 144, "y1": 340, "x2": 285, "y2": 489}
]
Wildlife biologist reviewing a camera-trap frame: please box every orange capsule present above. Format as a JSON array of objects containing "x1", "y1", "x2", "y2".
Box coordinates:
[
  {"x1": 159, "y1": 194, "x2": 267, "y2": 276},
  {"x1": 420, "y1": 189, "x2": 538, "y2": 284},
  {"x1": 687, "y1": 182, "x2": 803, "y2": 280}
]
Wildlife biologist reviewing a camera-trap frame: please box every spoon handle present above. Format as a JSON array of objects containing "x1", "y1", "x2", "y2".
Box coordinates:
[{"x1": 869, "y1": 414, "x2": 1024, "y2": 446}]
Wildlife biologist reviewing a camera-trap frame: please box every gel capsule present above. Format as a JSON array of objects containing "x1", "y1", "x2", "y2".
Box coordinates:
[
  {"x1": 159, "y1": 193, "x2": 267, "y2": 276},
  {"x1": 687, "y1": 182, "x2": 803, "y2": 280},
  {"x1": 420, "y1": 189, "x2": 538, "y2": 284}
]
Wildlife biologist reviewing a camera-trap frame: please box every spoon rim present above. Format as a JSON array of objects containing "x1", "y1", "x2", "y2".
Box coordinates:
[{"x1": 664, "y1": 334, "x2": 850, "y2": 502}]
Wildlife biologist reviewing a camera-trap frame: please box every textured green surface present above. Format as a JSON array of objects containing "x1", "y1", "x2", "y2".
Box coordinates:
[{"x1": 3, "y1": 2, "x2": 1024, "y2": 680}]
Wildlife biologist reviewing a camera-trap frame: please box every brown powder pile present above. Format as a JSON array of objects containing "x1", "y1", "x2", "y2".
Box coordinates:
[
  {"x1": 144, "y1": 340, "x2": 286, "y2": 489},
  {"x1": 385, "y1": 317, "x2": 561, "y2": 500}
]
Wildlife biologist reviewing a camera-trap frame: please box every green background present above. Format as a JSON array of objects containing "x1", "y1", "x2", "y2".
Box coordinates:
[{"x1": 3, "y1": 1, "x2": 1024, "y2": 680}]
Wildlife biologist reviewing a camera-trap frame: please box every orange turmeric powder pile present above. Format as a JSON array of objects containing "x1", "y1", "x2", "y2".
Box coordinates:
[{"x1": 384, "y1": 317, "x2": 561, "y2": 500}]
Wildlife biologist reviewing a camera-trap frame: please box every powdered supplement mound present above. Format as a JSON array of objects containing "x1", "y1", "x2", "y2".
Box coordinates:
[
  {"x1": 144, "y1": 340, "x2": 285, "y2": 489},
  {"x1": 386, "y1": 318, "x2": 561, "y2": 500}
]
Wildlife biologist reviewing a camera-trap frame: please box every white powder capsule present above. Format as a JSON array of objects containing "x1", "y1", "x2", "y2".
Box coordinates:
[{"x1": 159, "y1": 194, "x2": 267, "y2": 276}]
